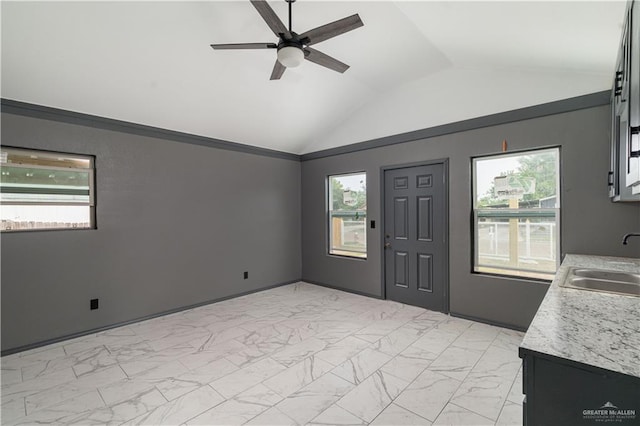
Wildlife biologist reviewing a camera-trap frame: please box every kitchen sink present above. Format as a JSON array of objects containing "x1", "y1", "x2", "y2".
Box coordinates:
[
  {"x1": 572, "y1": 268, "x2": 640, "y2": 283},
  {"x1": 561, "y1": 268, "x2": 640, "y2": 297}
]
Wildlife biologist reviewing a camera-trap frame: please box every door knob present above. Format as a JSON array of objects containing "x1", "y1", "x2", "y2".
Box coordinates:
[{"x1": 384, "y1": 242, "x2": 391, "y2": 249}]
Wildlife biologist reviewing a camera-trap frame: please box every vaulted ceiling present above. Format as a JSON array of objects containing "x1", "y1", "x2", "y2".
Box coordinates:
[{"x1": 1, "y1": 1, "x2": 626, "y2": 155}]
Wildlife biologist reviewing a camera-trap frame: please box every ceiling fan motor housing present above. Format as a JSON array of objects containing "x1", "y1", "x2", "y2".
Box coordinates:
[{"x1": 277, "y1": 32, "x2": 302, "y2": 49}]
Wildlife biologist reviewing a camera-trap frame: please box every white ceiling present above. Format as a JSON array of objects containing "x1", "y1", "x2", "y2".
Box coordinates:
[{"x1": 1, "y1": 1, "x2": 626, "y2": 155}]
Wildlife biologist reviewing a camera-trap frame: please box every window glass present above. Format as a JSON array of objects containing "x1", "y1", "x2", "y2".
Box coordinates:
[
  {"x1": 473, "y1": 148, "x2": 560, "y2": 280},
  {"x1": 1, "y1": 147, "x2": 95, "y2": 231},
  {"x1": 328, "y1": 172, "x2": 366, "y2": 258}
]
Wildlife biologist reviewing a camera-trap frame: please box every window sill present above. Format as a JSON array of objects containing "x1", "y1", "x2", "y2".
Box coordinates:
[
  {"x1": 328, "y1": 251, "x2": 367, "y2": 260},
  {"x1": 1, "y1": 226, "x2": 96, "y2": 233},
  {"x1": 473, "y1": 267, "x2": 553, "y2": 283}
]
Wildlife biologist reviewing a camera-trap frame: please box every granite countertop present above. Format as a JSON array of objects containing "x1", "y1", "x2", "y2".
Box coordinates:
[{"x1": 520, "y1": 254, "x2": 640, "y2": 379}]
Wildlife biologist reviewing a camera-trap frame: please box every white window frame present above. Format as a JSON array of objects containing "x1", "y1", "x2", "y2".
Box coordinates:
[
  {"x1": 472, "y1": 147, "x2": 560, "y2": 281},
  {"x1": 1, "y1": 147, "x2": 96, "y2": 232},
  {"x1": 328, "y1": 172, "x2": 367, "y2": 259}
]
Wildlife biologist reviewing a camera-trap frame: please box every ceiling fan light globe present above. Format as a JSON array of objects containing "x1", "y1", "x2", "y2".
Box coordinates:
[{"x1": 277, "y1": 46, "x2": 304, "y2": 68}]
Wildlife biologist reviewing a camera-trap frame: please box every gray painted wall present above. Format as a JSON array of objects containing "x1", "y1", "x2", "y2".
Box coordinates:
[
  {"x1": 1, "y1": 113, "x2": 301, "y2": 352},
  {"x1": 301, "y1": 105, "x2": 640, "y2": 330},
  {"x1": 3, "y1": 101, "x2": 640, "y2": 351}
]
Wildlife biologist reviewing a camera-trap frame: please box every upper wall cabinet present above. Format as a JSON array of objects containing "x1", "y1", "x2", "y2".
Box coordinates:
[
  {"x1": 610, "y1": 0, "x2": 640, "y2": 201},
  {"x1": 629, "y1": 1, "x2": 640, "y2": 187}
]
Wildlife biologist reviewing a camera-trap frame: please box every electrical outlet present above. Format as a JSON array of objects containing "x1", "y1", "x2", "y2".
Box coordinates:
[
  {"x1": 90, "y1": 299, "x2": 99, "y2": 310},
  {"x1": 244, "y1": 271, "x2": 249, "y2": 279}
]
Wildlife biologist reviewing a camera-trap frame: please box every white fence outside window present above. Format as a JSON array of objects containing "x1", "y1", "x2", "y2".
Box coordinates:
[{"x1": 477, "y1": 220, "x2": 557, "y2": 263}]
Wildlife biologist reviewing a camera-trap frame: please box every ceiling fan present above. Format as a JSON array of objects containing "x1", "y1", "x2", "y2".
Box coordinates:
[{"x1": 211, "y1": 0, "x2": 364, "y2": 80}]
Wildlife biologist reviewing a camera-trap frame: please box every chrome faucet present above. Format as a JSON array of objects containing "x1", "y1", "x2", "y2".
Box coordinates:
[{"x1": 622, "y1": 233, "x2": 640, "y2": 245}]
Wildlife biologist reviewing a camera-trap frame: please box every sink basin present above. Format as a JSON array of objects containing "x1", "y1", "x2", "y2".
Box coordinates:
[
  {"x1": 572, "y1": 268, "x2": 640, "y2": 284},
  {"x1": 561, "y1": 268, "x2": 640, "y2": 297}
]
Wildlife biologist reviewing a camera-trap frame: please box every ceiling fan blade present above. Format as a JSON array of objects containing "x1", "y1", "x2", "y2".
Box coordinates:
[
  {"x1": 299, "y1": 14, "x2": 363, "y2": 46},
  {"x1": 270, "y1": 60, "x2": 286, "y2": 80},
  {"x1": 250, "y1": 0, "x2": 291, "y2": 39},
  {"x1": 304, "y1": 47, "x2": 349, "y2": 73},
  {"x1": 211, "y1": 43, "x2": 277, "y2": 50}
]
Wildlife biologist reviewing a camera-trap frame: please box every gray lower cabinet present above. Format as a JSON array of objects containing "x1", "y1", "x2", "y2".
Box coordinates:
[{"x1": 519, "y1": 349, "x2": 640, "y2": 426}]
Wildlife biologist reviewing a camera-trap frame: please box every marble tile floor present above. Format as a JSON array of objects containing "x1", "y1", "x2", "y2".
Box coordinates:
[{"x1": 1, "y1": 282, "x2": 525, "y2": 425}]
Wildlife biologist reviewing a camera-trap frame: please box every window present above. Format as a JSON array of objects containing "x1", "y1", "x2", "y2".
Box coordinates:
[
  {"x1": 328, "y1": 172, "x2": 366, "y2": 258},
  {"x1": 472, "y1": 147, "x2": 560, "y2": 280},
  {"x1": 1, "y1": 147, "x2": 95, "y2": 231}
]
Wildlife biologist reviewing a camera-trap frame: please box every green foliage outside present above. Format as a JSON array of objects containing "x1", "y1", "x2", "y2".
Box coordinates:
[
  {"x1": 477, "y1": 151, "x2": 557, "y2": 208},
  {"x1": 331, "y1": 177, "x2": 366, "y2": 219}
]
